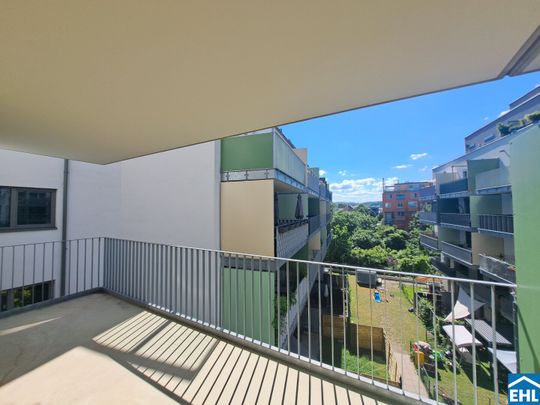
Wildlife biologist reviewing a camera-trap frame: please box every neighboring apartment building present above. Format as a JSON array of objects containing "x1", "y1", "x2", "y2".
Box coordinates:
[
  {"x1": 219, "y1": 128, "x2": 332, "y2": 345},
  {"x1": 418, "y1": 88, "x2": 540, "y2": 352},
  {"x1": 382, "y1": 181, "x2": 432, "y2": 229}
]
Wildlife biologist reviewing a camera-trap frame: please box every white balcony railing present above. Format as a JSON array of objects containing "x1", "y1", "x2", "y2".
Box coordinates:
[{"x1": 276, "y1": 223, "x2": 308, "y2": 258}]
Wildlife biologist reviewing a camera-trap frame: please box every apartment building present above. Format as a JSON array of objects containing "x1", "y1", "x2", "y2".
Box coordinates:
[
  {"x1": 219, "y1": 128, "x2": 332, "y2": 345},
  {"x1": 419, "y1": 88, "x2": 540, "y2": 356},
  {"x1": 382, "y1": 181, "x2": 432, "y2": 229}
]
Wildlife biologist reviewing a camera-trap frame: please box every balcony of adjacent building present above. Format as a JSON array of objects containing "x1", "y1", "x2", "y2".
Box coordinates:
[
  {"x1": 221, "y1": 128, "x2": 307, "y2": 191},
  {"x1": 307, "y1": 167, "x2": 321, "y2": 196},
  {"x1": 418, "y1": 211, "x2": 438, "y2": 224},
  {"x1": 440, "y1": 240, "x2": 473, "y2": 266},
  {"x1": 475, "y1": 166, "x2": 511, "y2": 195},
  {"x1": 419, "y1": 233, "x2": 439, "y2": 251},
  {"x1": 0, "y1": 237, "x2": 516, "y2": 405},
  {"x1": 477, "y1": 214, "x2": 514, "y2": 238},
  {"x1": 418, "y1": 185, "x2": 436, "y2": 202},
  {"x1": 478, "y1": 254, "x2": 516, "y2": 284},
  {"x1": 439, "y1": 212, "x2": 472, "y2": 231},
  {"x1": 439, "y1": 178, "x2": 469, "y2": 199}
]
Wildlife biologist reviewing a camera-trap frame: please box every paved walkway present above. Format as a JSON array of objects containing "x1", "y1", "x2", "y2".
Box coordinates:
[{"x1": 391, "y1": 344, "x2": 429, "y2": 400}]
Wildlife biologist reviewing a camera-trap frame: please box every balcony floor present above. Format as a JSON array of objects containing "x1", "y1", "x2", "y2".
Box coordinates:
[{"x1": 0, "y1": 294, "x2": 384, "y2": 405}]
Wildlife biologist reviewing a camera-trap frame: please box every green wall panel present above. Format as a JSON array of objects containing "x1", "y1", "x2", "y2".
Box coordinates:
[
  {"x1": 221, "y1": 132, "x2": 273, "y2": 172},
  {"x1": 222, "y1": 267, "x2": 275, "y2": 345},
  {"x1": 510, "y1": 125, "x2": 540, "y2": 372}
]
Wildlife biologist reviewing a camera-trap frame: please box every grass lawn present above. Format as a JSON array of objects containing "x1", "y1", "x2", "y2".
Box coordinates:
[{"x1": 347, "y1": 275, "x2": 505, "y2": 405}]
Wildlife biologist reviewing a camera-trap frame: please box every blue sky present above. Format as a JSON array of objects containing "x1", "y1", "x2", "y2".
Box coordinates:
[{"x1": 282, "y1": 71, "x2": 540, "y2": 203}]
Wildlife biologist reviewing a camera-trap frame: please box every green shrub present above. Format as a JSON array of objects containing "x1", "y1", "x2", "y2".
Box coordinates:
[{"x1": 526, "y1": 111, "x2": 540, "y2": 123}]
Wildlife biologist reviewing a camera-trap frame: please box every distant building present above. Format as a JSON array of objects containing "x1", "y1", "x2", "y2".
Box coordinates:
[{"x1": 382, "y1": 181, "x2": 433, "y2": 229}]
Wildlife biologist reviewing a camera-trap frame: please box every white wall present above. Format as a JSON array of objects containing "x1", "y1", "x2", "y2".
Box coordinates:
[{"x1": 1, "y1": 142, "x2": 221, "y2": 295}]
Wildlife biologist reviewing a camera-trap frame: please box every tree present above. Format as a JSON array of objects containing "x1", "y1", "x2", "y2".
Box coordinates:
[
  {"x1": 383, "y1": 229, "x2": 408, "y2": 250},
  {"x1": 351, "y1": 228, "x2": 380, "y2": 249}
]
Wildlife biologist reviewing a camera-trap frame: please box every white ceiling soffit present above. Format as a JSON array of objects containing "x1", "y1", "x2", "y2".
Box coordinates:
[{"x1": 1, "y1": 1, "x2": 540, "y2": 164}]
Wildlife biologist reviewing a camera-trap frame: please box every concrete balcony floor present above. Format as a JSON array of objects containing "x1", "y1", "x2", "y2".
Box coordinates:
[{"x1": 0, "y1": 294, "x2": 384, "y2": 405}]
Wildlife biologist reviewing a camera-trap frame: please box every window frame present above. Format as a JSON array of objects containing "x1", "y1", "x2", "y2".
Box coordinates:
[{"x1": 0, "y1": 186, "x2": 57, "y2": 232}]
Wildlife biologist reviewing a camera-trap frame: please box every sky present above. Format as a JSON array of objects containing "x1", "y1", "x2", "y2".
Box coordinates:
[{"x1": 282, "y1": 71, "x2": 540, "y2": 203}]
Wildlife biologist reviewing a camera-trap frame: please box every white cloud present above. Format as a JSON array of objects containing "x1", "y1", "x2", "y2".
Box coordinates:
[
  {"x1": 410, "y1": 153, "x2": 428, "y2": 160},
  {"x1": 483, "y1": 116, "x2": 490, "y2": 122},
  {"x1": 393, "y1": 164, "x2": 412, "y2": 169},
  {"x1": 330, "y1": 177, "x2": 398, "y2": 203},
  {"x1": 419, "y1": 165, "x2": 428, "y2": 172},
  {"x1": 319, "y1": 169, "x2": 326, "y2": 177},
  {"x1": 338, "y1": 170, "x2": 350, "y2": 176}
]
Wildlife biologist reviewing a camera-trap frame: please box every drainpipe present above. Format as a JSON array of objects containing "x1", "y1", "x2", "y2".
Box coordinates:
[{"x1": 60, "y1": 159, "x2": 69, "y2": 296}]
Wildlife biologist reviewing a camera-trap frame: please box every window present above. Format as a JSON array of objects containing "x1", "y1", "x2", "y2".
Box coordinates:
[
  {"x1": 0, "y1": 187, "x2": 55, "y2": 231},
  {"x1": 484, "y1": 134, "x2": 496, "y2": 143},
  {"x1": 397, "y1": 211, "x2": 405, "y2": 217},
  {"x1": 396, "y1": 194, "x2": 405, "y2": 200},
  {"x1": 408, "y1": 201, "x2": 418, "y2": 209},
  {"x1": 397, "y1": 202, "x2": 404, "y2": 208},
  {"x1": 384, "y1": 202, "x2": 391, "y2": 208},
  {"x1": 387, "y1": 194, "x2": 392, "y2": 199}
]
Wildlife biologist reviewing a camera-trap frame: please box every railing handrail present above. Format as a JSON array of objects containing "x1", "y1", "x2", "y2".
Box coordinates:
[{"x1": 1, "y1": 236, "x2": 514, "y2": 288}]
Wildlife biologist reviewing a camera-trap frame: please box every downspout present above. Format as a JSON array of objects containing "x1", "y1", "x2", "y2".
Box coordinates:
[{"x1": 60, "y1": 159, "x2": 69, "y2": 296}]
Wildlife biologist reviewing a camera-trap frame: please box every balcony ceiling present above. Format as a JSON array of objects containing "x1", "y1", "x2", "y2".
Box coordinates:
[{"x1": 1, "y1": 1, "x2": 540, "y2": 164}]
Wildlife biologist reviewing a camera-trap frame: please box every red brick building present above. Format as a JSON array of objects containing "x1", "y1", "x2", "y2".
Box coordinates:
[{"x1": 382, "y1": 181, "x2": 433, "y2": 229}]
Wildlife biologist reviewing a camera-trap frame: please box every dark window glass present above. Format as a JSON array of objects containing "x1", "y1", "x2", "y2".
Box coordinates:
[
  {"x1": 0, "y1": 188, "x2": 10, "y2": 227},
  {"x1": 17, "y1": 190, "x2": 53, "y2": 225}
]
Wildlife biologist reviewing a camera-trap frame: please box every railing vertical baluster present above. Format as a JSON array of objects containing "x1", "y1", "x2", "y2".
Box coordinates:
[
  {"x1": 83, "y1": 239, "x2": 87, "y2": 292},
  {"x1": 228, "y1": 253, "x2": 232, "y2": 333},
  {"x1": 32, "y1": 244, "x2": 36, "y2": 304},
  {"x1": 11, "y1": 246, "x2": 15, "y2": 297},
  {"x1": 369, "y1": 270, "x2": 374, "y2": 382},
  {"x1": 235, "y1": 253, "x2": 239, "y2": 335},
  {"x1": 243, "y1": 255, "x2": 247, "y2": 337},
  {"x1": 471, "y1": 282, "x2": 478, "y2": 405},
  {"x1": 259, "y1": 257, "x2": 263, "y2": 344},
  {"x1": 399, "y1": 278, "x2": 403, "y2": 391},
  {"x1": 268, "y1": 259, "x2": 272, "y2": 347},
  {"x1": 277, "y1": 259, "x2": 281, "y2": 348},
  {"x1": 330, "y1": 266, "x2": 334, "y2": 371},
  {"x1": 251, "y1": 256, "x2": 255, "y2": 341},
  {"x1": 287, "y1": 261, "x2": 290, "y2": 355},
  {"x1": 318, "y1": 264, "x2": 322, "y2": 364},
  {"x1": 414, "y1": 280, "x2": 421, "y2": 398},
  {"x1": 432, "y1": 278, "x2": 439, "y2": 403},
  {"x1": 307, "y1": 263, "x2": 311, "y2": 363},
  {"x1": 297, "y1": 261, "x2": 300, "y2": 358},
  {"x1": 342, "y1": 267, "x2": 346, "y2": 370},
  {"x1": 90, "y1": 239, "x2": 94, "y2": 289},
  {"x1": 50, "y1": 243, "x2": 55, "y2": 299},
  {"x1": 98, "y1": 238, "x2": 102, "y2": 289},
  {"x1": 76, "y1": 240, "x2": 79, "y2": 293},
  {"x1": 491, "y1": 285, "x2": 499, "y2": 405},
  {"x1": 357, "y1": 271, "x2": 361, "y2": 379},
  {"x1": 451, "y1": 280, "x2": 457, "y2": 405},
  {"x1": 22, "y1": 245, "x2": 26, "y2": 306}
]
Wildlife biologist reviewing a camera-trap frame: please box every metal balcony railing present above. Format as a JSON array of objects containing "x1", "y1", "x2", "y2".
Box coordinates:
[
  {"x1": 0, "y1": 237, "x2": 516, "y2": 405},
  {"x1": 440, "y1": 178, "x2": 468, "y2": 196},
  {"x1": 475, "y1": 167, "x2": 510, "y2": 193},
  {"x1": 419, "y1": 185, "x2": 436, "y2": 201},
  {"x1": 308, "y1": 215, "x2": 321, "y2": 235},
  {"x1": 440, "y1": 241, "x2": 473, "y2": 265},
  {"x1": 418, "y1": 211, "x2": 438, "y2": 224},
  {"x1": 307, "y1": 170, "x2": 320, "y2": 193},
  {"x1": 419, "y1": 233, "x2": 439, "y2": 251},
  {"x1": 478, "y1": 214, "x2": 514, "y2": 234},
  {"x1": 440, "y1": 213, "x2": 471, "y2": 228},
  {"x1": 479, "y1": 254, "x2": 516, "y2": 283},
  {"x1": 275, "y1": 222, "x2": 308, "y2": 258}
]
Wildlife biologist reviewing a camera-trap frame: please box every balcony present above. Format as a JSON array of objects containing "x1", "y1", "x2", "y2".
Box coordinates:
[
  {"x1": 440, "y1": 241, "x2": 473, "y2": 266},
  {"x1": 0, "y1": 237, "x2": 516, "y2": 405},
  {"x1": 308, "y1": 215, "x2": 320, "y2": 235},
  {"x1": 430, "y1": 257, "x2": 456, "y2": 277},
  {"x1": 479, "y1": 254, "x2": 516, "y2": 283},
  {"x1": 418, "y1": 211, "x2": 437, "y2": 224},
  {"x1": 307, "y1": 169, "x2": 320, "y2": 194},
  {"x1": 221, "y1": 128, "x2": 306, "y2": 188},
  {"x1": 475, "y1": 167, "x2": 511, "y2": 194},
  {"x1": 439, "y1": 213, "x2": 472, "y2": 230},
  {"x1": 418, "y1": 185, "x2": 436, "y2": 201},
  {"x1": 419, "y1": 233, "x2": 439, "y2": 251},
  {"x1": 439, "y1": 178, "x2": 469, "y2": 198},
  {"x1": 478, "y1": 214, "x2": 514, "y2": 237},
  {"x1": 276, "y1": 221, "x2": 308, "y2": 258}
]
